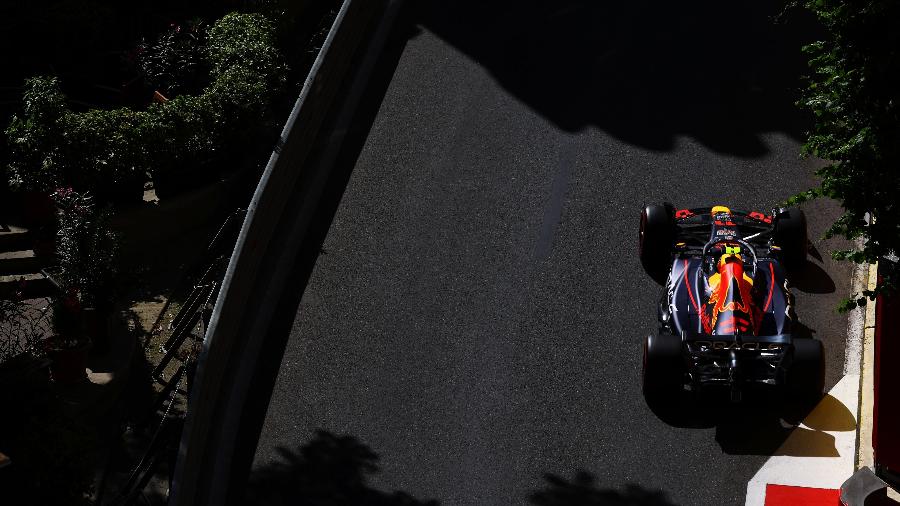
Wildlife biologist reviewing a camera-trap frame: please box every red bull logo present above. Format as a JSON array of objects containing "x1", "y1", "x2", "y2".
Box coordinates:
[{"x1": 701, "y1": 252, "x2": 762, "y2": 335}]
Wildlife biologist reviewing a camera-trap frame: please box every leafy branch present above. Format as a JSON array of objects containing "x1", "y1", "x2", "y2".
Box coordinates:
[{"x1": 795, "y1": 0, "x2": 900, "y2": 310}]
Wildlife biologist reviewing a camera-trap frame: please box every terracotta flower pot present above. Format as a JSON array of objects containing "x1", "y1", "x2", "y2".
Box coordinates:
[{"x1": 47, "y1": 337, "x2": 91, "y2": 384}]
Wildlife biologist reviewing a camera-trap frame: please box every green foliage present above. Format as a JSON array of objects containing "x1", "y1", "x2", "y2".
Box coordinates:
[
  {"x1": 796, "y1": 0, "x2": 900, "y2": 309},
  {"x1": 137, "y1": 20, "x2": 209, "y2": 97},
  {"x1": 208, "y1": 13, "x2": 284, "y2": 80},
  {"x1": 6, "y1": 78, "x2": 150, "y2": 201},
  {"x1": 146, "y1": 93, "x2": 224, "y2": 177},
  {"x1": 63, "y1": 107, "x2": 150, "y2": 203},
  {"x1": 146, "y1": 13, "x2": 287, "y2": 195},
  {"x1": 5, "y1": 13, "x2": 287, "y2": 202},
  {"x1": 53, "y1": 188, "x2": 120, "y2": 310},
  {"x1": 5, "y1": 76, "x2": 68, "y2": 192},
  {"x1": 206, "y1": 13, "x2": 287, "y2": 126}
]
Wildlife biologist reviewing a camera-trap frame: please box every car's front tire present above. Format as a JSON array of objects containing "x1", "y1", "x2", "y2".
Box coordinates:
[
  {"x1": 639, "y1": 204, "x2": 676, "y2": 284},
  {"x1": 774, "y1": 207, "x2": 808, "y2": 270}
]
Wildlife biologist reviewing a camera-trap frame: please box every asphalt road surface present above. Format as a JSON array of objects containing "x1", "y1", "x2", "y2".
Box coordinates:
[{"x1": 250, "y1": 2, "x2": 852, "y2": 505}]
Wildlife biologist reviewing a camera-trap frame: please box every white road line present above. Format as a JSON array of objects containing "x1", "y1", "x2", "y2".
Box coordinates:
[{"x1": 745, "y1": 374, "x2": 860, "y2": 506}]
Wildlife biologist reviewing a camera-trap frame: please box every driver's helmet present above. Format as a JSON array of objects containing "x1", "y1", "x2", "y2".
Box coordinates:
[
  {"x1": 718, "y1": 252, "x2": 742, "y2": 269},
  {"x1": 701, "y1": 246, "x2": 761, "y2": 335}
]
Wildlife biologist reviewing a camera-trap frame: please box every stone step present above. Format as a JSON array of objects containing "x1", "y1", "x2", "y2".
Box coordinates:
[
  {"x1": 0, "y1": 224, "x2": 32, "y2": 252},
  {"x1": 0, "y1": 250, "x2": 44, "y2": 275},
  {"x1": 0, "y1": 273, "x2": 54, "y2": 298}
]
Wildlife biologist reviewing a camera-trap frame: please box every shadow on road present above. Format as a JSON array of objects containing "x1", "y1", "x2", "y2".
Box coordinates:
[
  {"x1": 248, "y1": 432, "x2": 690, "y2": 505},
  {"x1": 245, "y1": 431, "x2": 438, "y2": 506},
  {"x1": 714, "y1": 404, "x2": 837, "y2": 458},
  {"x1": 715, "y1": 390, "x2": 856, "y2": 457},
  {"x1": 649, "y1": 388, "x2": 855, "y2": 458},
  {"x1": 531, "y1": 471, "x2": 680, "y2": 506},
  {"x1": 790, "y1": 260, "x2": 837, "y2": 294},
  {"x1": 416, "y1": 0, "x2": 822, "y2": 156}
]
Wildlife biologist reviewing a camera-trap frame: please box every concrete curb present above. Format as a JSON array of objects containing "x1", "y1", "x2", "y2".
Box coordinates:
[{"x1": 856, "y1": 262, "x2": 878, "y2": 470}]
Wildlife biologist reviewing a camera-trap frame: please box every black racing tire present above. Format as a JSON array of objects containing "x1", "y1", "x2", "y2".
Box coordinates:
[
  {"x1": 639, "y1": 204, "x2": 676, "y2": 284},
  {"x1": 774, "y1": 207, "x2": 808, "y2": 270},
  {"x1": 642, "y1": 333, "x2": 684, "y2": 410},
  {"x1": 786, "y1": 338, "x2": 825, "y2": 407}
]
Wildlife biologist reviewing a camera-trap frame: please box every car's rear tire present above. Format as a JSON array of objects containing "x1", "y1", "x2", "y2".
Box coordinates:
[
  {"x1": 640, "y1": 204, "x2": 676, "y2": 284},
  {"x1": 642, "y1": 333, "x2": 684, "y2": 411},
  {"x1": 774, "y1": 207, "x2": 808, "y2": 270},
  {"x1": 786, "y1": 338, "x2": 825, "y2": 407}
]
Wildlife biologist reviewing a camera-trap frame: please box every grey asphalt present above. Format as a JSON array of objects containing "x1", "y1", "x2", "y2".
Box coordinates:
[{"x1": 250, "y1": 2, "x2": 852, "y2": 505}]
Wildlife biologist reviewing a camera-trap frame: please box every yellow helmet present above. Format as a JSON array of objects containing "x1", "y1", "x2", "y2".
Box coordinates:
[{"x1": 718, "y1": 252, "x2": 742, "y2": 269}]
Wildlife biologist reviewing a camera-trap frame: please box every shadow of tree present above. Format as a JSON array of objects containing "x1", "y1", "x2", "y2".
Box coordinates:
[
  {"x1": 531, "y1": 471, "x2": 680, "y2": 506},
  {"x1": 415, "y1": 0, "x2": 822, "y2": 155},
  {"x1": 245, "y1": 431, "x2": 438, "y2": 506}
]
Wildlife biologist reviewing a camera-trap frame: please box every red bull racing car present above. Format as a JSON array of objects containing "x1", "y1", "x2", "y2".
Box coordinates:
[{"x1": 639, "y1": 204, "x2": 824, "y2": 408}]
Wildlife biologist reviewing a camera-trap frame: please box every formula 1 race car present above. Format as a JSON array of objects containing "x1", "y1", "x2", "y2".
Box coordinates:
[{"x1": 639, "y1": 204, "x2": 824, "y2": 408}]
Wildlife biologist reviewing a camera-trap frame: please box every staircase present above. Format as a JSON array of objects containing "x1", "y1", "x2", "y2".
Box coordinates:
[{"x1": 0, "y1": 224, "x2": 54, "y2": 298}]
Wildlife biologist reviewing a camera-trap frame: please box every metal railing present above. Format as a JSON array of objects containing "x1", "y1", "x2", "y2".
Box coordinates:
[{"x1": 169, "y1": 1, "x2": 406, "y2": 504}]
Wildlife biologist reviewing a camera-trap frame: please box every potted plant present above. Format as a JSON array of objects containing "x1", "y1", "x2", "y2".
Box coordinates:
[{"x1": 52, "y1": 188, "x2": 120, "y2": 355}]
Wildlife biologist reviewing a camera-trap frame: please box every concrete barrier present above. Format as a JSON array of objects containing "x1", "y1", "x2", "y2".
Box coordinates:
[
  {"x1": 168, "y1": 1, "x2": 404, "y2": 504},
  {"x1": 873, "y1": 259, "x2": 900, "y2": 489}
]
